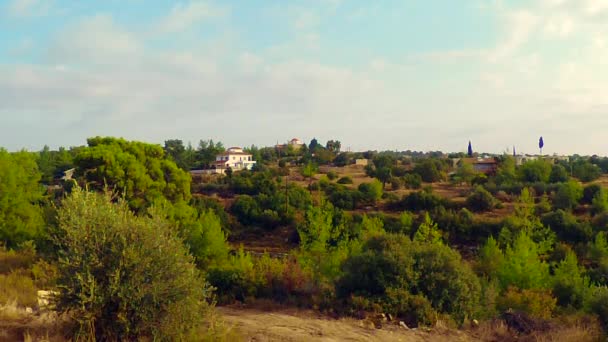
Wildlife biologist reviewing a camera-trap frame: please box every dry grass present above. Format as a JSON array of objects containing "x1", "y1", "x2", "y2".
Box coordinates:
[
  {"x1": 0, "y1": 271, "x2": 38, "y2": 308},
  {"x1": 0, "y1": 301, "x2": 70, "y2": 342},
  {"x1": 0, "y1": 246, "x2": 36, "y2": 275},
  {"x1": 472, "y1": 317, "x2": 604, "y2": 342}
]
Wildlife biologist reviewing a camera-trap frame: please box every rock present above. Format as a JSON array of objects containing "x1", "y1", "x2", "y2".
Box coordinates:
[
  {"x1": 380, "y1": 313, "x2": 387, "y2": 322},
  {"x1": 472, "y1": 319, "x2": 479, "y2": 328},
  {"x1": 399, "y1": 321, "x2": 409, "y2": 330},
  {"x1": 37, "y1": 290, "x2": 58, "y2": 310},
  {"x1": 25, "y1": 307, "x2": 33, "y2": 314}
]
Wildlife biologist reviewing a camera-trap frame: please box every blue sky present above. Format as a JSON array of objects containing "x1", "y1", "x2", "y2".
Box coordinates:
[{"x1": 1, "y1": 0, "x2": 608, "y2": 155}]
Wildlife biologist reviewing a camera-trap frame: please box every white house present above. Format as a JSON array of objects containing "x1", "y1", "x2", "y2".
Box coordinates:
[{"x1": 213, "y1": 147, "x2": 256, "y2": 174}]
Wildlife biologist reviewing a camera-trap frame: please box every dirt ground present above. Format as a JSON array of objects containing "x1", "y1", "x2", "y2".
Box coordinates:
[{"x1": 217, "y1": 306, "x2": 473, "y2": 342}]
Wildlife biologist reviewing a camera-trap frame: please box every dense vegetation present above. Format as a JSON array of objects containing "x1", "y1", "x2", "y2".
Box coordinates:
[{"x1": 2, "y1": 136, "x2": 608, "y2": 339}]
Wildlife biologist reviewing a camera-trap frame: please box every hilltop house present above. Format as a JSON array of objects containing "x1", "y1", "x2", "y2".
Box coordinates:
[
  {"x1": 213, "y1": 147, "x2": 256, "y2": 174},
  {"x1": 275, "y1": 138, "x2": 305, "y2": 151},
  {"x1": 452, "y1": 157, "x2": 498, "y2": 175}
]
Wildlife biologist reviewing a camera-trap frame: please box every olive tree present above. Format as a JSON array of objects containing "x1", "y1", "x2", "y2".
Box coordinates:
[{"x1": 53, "y1": 187, "x2": 210, "y2": 341}]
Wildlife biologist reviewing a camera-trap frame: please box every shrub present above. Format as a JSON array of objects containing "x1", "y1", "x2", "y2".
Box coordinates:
[
  {"x1": 549, "y1": 164, "x2": 569, "y2": 183},
  {"x1": 390, "y1": 177, "x2": 402, "y2": 190},
  {"x1": 403, "y1": 173, "x2": 422, "y2": 189},
  {"x1": 328, "y1": 188, "x2": 358, "y2": 210},
  {"x1": 466, "y1": 186, "x2": 497, "y2": 212},
  {"x1": 337, "y1": 234, "x2": 480, "y2": 324},
  {"x1": 591, "y1": 189, "x2": 608, "y2": 216},
  {"x1": 497, "y1": 287, "x2": 556, "y2": 319},
  {"x1": 326, "y1": 170, "x2": 338, "y2": 181},
  {"x1": 413, "y1": 159, "x2": 446, "y2": 183},
  {"x1": 400, "y1": 190, "x2": 446, "y2": 212},
  {"x1": 588, "y1": 286, "x2": 608, "y2": 328},
  {"x1": 552, "y1": 251, "x2": 589, "y2": 309},
  {"x1": 541, "y1": 210, "x2": 593, "y2": 244},
  {"x1": 337, "y1": 176, "x2": 353, "y2": 184},
  {"x1": 573, "y1": 161, "x2": 601, "y2": 182},
  {"x1": 582, "y1": 184, "x2": 602, "y2": 204},
  {"x1": 358, "y1": 180, "x2": 383, "y2": 205},
  {"x1": 53, "y1": 188, "x2": 210, "y2": 341},
  {"x1": 383, "y1": 288, "x2": 437, "y2": 327},
  {"x1": 497, "y1": 232, "x2": 550, "y2": 290},
  {"x1": 553, "y1": 180, "x2": 583, "y2": 210},
  {"x1": 518, "y1": 159, "x2": 552, "y2": 183}
]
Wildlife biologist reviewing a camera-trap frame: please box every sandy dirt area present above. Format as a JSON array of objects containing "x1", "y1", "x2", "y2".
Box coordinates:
[{"x1": 217, "y1": 306, "x2": 473, "y2": 342}]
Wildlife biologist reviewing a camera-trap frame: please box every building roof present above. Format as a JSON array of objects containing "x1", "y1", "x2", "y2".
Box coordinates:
[{"x1": 217, "y1": 151, "x2": 252, "y2": 156}]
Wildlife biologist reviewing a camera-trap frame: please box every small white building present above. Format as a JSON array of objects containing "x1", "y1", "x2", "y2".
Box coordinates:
[{"x1": 213, "y1": 147, "x2": 256, "y2": 174}]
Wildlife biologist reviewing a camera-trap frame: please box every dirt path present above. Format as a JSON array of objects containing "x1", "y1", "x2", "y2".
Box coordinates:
[{"x1": 217, "y1": 306, "x2": 473, "y2": 342}]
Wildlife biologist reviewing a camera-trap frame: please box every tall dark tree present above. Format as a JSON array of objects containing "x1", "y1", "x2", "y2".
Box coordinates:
[
  {"x1": 467, "y1": 141, "x2": 473, "y2": 157},
  {"x1": 539, "y1": 136, "x2": 544, "y2": 155},
  {"x1": 309, "y1": 138, "x2": 319, "y2": 151},
  {"x1": 326, "y1": 140, "x2": 341, "y2": 153}
]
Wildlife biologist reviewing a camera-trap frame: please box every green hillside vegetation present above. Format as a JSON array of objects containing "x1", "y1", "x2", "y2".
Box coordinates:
[{"x1": 2, "y1": 137, "x2": 608, "y2": 339}]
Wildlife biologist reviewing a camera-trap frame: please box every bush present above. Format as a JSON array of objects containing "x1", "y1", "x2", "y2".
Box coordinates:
[
  {"x1": 552, "y1": 251, "x2": 589, "y2": 309},
  {"x1": 403, "y1": 173, "x2": 422, "y2": 189},
  {"x1": 588, "y1": 286, "x2": 608, "y2": 328},
  {"x1": 53, "y1": 188, "x2": 210, "y2": 341},
  {"x1": 337, "y1": 234, "x2": 480, "y2": 324},
  {"x1": 358, "y1": 180, "x2": 383, "y2": 205},
  {"x1": 497, "y1": 287, "x2": 556, "y2": 319},
  {"x1": 390, "y1": 177, "x2": 402, "y2": 190},
  {"x1": 383, "y1": 288, "x2": 437, "y2": 327},
  {"x1": 399, "y1": 190, "x2": 447, "y2": 212},
  {"x1": 582, "y1": 184, "x2": 602, "y2": 204},
  {"x1": 518, "y1": 160, "x2": 552, "y2": 183},
  {"x1": 326, "y1": 171, "x2": 338, "y2": 181},
  {"x1": 549, "y1": 164, "x2": 569, "y2": 183},
  {"x1": 573, "y1": 161, "x2": 601, "y2": 182},
  {"x1": 413, "y1": 159, "x2": 446, "y2": 183},
  {"x1": 337, "y1": 176, "x2": 353, "y2": 184},
  {"x1": 466, "y1": 186, "x2": 497, "y2": 212},
  {"x1": 541, "y1": 210, "x2": 593, "y2": 244},
  {"x1": 553, "y1": 180, "x2": 583, "y2": 210}
]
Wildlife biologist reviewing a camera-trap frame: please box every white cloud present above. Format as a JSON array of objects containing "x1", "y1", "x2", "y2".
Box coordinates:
[
  {"x1": 158, "y1": 1, "x2": 226, "y2": 33},
  {"x1": 48, "y1": 15, "x2": 141, "y2": 66},
  {"x1": 5, "y1": 0, "x2": 51, "y2": 17}
]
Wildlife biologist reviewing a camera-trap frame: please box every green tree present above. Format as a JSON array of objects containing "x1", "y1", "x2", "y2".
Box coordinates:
[
  {"x1": 196, "y1": 139, "x2": 225, "y2": 168},
  {"x1": 552, "y1": 251, "x2": 589, "y2": 309},
  {"x1": 500, "y1": 188, "x2": 555, "y2": 254},
  {"x1": 74, "y1": 137, "x2": 191, "y2": 211},
  {"x1": 413, "y1": 159, "x2": 445, "y2": 183},
  {"x1": 592, "y1": 188, "x2": 608, "y2": 215},
  {"x1": 0, "y1": 149, "x2": 45, "y2": 247},
  {"x1": 325, "y1": 140, "x2": 341, "y2": 153},
  {"x1": 518, "y1": 159, "x2": 552, "y2": 183},
  {"x1": 476, "y1": 236, "x2": 504, "y2": 279},
  {"x1": 453, "y1": 161, "x2": 476, "y2": 185},
  {"x1": 358, "y1": 180, "x2": 383, "y2": 205},
  {"x1": 549, "y1": 164, "x2": 569, "y2": 183},
  {"x1": 53, "y1": 187, "x2": 210, "y2": 340},
  {"x1": 414, "y1": 213, "x2": 443, "y2": 244},
  {"x1": 572, "y1": 160, "x2": 601, "y2": 182},
  {"x1": 301, "y1": 162, "x2": 319, "y2": 192},
  {"x1": 553, "y1": 180, "x2": 583, "y2": 210},
  {"x1": 495, "y1": 156, "x2": 517, "y2": 185},
  {"x1": 466, "y1": 186, "x2": 497, "y2": 212},
  {"x1": 498, "y1": 232, "x2": 550, "y2": 290},
  {"x1": 164, "y1": 139, "x2": 195, "y2": 170}
]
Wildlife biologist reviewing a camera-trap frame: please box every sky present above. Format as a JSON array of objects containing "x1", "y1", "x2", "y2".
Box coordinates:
[{"x1": 1, "y1": 0, "x2": 608, "y2": 155}]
